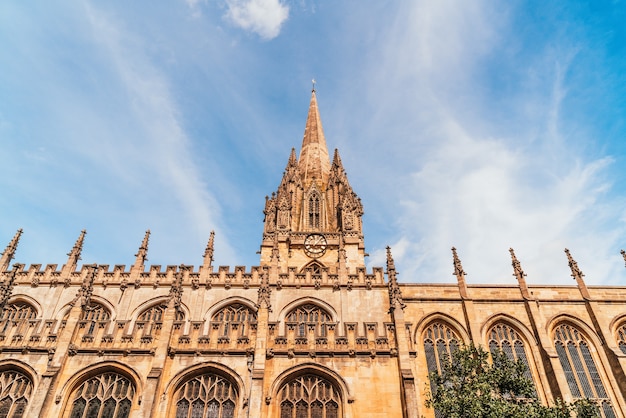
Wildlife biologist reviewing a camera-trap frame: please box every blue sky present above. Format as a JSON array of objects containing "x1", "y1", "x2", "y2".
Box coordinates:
[{"x1": 1, "y1": 1, "x2": 626, "y2": 285}]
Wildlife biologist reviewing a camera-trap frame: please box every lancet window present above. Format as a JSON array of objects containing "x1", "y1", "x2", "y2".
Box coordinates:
[
  {"x1": 554, "y1": 324, "x2": 615, "y2": 418},
  {"x1": 0, "y1": 369, "x2": 33, "y2": 418},
  {"x1": 617, "y1": 322, "x2": 626, "y2": 355},
  {"x1": 308, "y1": 193, "x2": 321, "y2": 229},
  {"x1": 278, "y1": 374, "x2": 340, "y2": 418},
  {"x1": 68, "y1": 372, "x2": 134, "y2": 418},
  {"x1": 80, "y1": 304, "x2": 110, "y2": 337},
  {"x1": 211, "y1": 304, "x2": 257, "y2": 341},
  {"x1": 488, "y1": 323, "x2": 534, "y2": 383},
  {"x1": 0, "y1": 302, "x2": 36, "y2": 335},
  {"x1": 174, "y1": 373, "x2": 237, "y2": 418},
  {"x1": 286, "y1": 304, "x2": 332, "y2": 339}
]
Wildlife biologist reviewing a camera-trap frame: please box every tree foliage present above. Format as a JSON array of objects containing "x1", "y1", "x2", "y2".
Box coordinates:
[{"x1": 425, "y1": 344, "x2": 599, "y2": 418}]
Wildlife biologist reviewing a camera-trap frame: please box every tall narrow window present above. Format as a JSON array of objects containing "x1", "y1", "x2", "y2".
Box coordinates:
[
  {"x1": 0, "y1": 370, "x2": 33, "y2": 418},
  {"x1": 68, "y1": 372, "x2": 134, "y2": 418},
  {"x1": 423, "y1": 322, "x2": 461, "y2": 418},
  {"x1": 174, "y1": 374, "x2": 237, "y2": 418},
  {"x1": 308, "y1": 193, "x2": 321, "y2": 229},
  {"x1": 554, "y1": 324, "x2": 615, "y2": 418},
  {"x1": 212, "y1": 304, "x2": 257, "y2": 341},
  {"x1": 616, "y1": 322, "x2": 626, "y2": 355},
  {"x1": 278, "y1": 375, "x2": 340, "y2": 418},
  {"x1": 488, "y1": 323, "x2": 534, "y2": 385},
  {"x1": 286, "y1": 304, "x2": 331, "y2": 339}
]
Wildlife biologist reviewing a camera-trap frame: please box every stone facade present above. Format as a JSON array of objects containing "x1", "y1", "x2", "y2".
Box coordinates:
[{"x1": 1, "y1": 91, "x2": 626, "y2": 418}]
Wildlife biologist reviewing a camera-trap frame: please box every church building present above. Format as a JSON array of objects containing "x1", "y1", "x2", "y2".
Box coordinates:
[{"x1": 1, "y1": 90, "x2": 626, "y2": 417}]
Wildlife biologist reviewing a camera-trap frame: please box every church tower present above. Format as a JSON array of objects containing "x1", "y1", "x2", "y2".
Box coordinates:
[{"x1": 259, "y1": 89, "x2": 365, "y2": 273}]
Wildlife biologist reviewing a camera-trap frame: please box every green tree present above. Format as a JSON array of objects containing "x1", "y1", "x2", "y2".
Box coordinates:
[{"x1": 425, "y1": 344, "x2": 599, "y2": 418}]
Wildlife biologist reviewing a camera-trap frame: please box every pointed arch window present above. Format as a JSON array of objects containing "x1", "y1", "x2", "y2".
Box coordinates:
[
  {"x1": 554, "y1": 324, "x2": 615, "y2": 417},
  {"x1": 278, "y1": 374, "x2": 341, "y2": 418},
  {"x1": 616, "y1": 322, "x2": 626, "y2": 355},
  {"x1": 286, "y1": 304, "x2": 332, "y2": 339},
  {"x1": 0, "y1": 369, "x2": 33, "y2": 418},
  {"x1": 136, "y1": 304, "x2": 183, "y2": 342},
  {"x1": 488, "y1": 323, "x2": 534, "y2": 385},
  {"x1": 0, "y1": 302, "x2": 36, "y2": 335},
  {"x1": 80, "y1": 304, "x2": 110, "y2": 338},
  {"x1": 308, "y1": 193, "x2": 321, "y2": 229},
  {"x1": 211, "y1": 304, "x2": 257, "y2": 342},
  {"x1": 68, "y1": 372, "x2": 134, "y2": 418},
  {"x1": 174, "y1": 373, "x2": 238, "y2": 418}
]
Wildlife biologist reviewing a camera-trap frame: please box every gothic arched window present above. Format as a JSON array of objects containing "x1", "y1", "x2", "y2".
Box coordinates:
[
  {"x1": 0, "y1": 302, "x2": 36, "y2": 335},
  {"x1": 286, "y1": 304, "x2": 332, "y2": 339},
  {"x1": 616, "y1": 322, "x2": 626, "y2": 355},
  {"x1": 80, "y1": 304, "x2": 110, "y2": 337},
  {"x1": 174, "y1": 373, "x2": 237, "y2": 418},
  {"x1": 0, "y1": 369, "x2": 33, "y2": 418},
  {"x1": 554, "y1": 324, "x2": 615, "y2": 417},
  {"x1": 68, "y1": 372, "x2": 134, "y2": 418},
  {"x1": 308, "y1": 193, "x2": 321, "y2": 229},
  {"x1": 278, "y1": 374, "x2": 341, "y2": 418},
  {"x1": 488, "y1": 323, "x2": 534, "y2": 384},
  {"x1": 423, "y1": 322, "x2": 461, "y2": 418},
  {"x1": 211, "y1": 304, "x2": 257, "y2": 341}
]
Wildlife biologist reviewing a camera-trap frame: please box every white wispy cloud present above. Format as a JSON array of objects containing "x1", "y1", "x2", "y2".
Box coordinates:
[
  {"x1": 224, "y1": 0, "x2": 289, "y2": 40},
  {"x1": 361, "y1": 1, "x2": 626, "y2": 284}
]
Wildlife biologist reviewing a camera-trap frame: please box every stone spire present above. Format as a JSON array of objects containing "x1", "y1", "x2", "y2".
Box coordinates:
[
  {"x1": 63, "y1": 230, "x2": 86, "y2": 274},
  {"x1": 0, "y1": 229, "x2": 22, "y2": 272},
  {"x1": 452, "y1": 247, "x2": 469, "y2": 299},
  {"x1": 203, "y1": 231, "x2": 215, "y2": 271},
  {"x1": 133, "y1": 230, "x2": 150, "y2": 271},
  {"x1": 509, "y1": 248, "x2": 530, "y2": 300},
  {"x1": 298, "y1": 89, "x2": 331, "y2": 188},
  {"x1": 386, "y1": 247, "x2": 405, "y2": 310},
  {"x1": 565, "y1": 248, "x2": 590, "y2": 300},
  {"x1": 621, "y1": 249, "x2": 626, "y2": 268}
]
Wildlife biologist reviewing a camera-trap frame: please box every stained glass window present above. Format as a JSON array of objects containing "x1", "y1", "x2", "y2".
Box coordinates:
[
  {"x1": 175, "y1": 374, "x2": 237, "y2": 418},
  {"x1": 616, "y1": 323, "x2": 626, "y2": 355},
  {"x1": 68, "y1": 372, "x2": 134, "y2": 418},
  {"x1": 488, "y1": 323, "x2": 534, "y2": 385},
  {"x1": 278, "y1": 375, "x2": 341, "y2": 418}
]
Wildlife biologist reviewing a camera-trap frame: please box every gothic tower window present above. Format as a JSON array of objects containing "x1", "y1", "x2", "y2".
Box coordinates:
[
  {"x1": 136, "y1": 304, "x2": 183, "y2": 342},
  {"x1": 278, "y1": 374, "x2": 341, "y2": 418},
  {"x1": 308, "y1": 192, "x2": 321, "y2": 229},
  {"x1": 286, "y1": 304, "x2": 332, "y2": 339},
  {"x1": 554, "y1": 324, "x2": 615, "y2": 418},
  {"x1": 488, "y1": 323, "x2": 534, "y2": 385},
  {"x1": 67, "y1": 372, "x2": 134, "y2": 418},
  {"x1": 616, "y1": 322, "x2": 626, "y2": 355},
  {"x1": 174, "y1": 373, "x2": 238, "y2": 418},
  {"x1": 211, "y1": 304, "x2": 257, "y2": 341},
  {"x1": 0, "y1": 302, "x2": 36, "y2": 335},
  {"x1": 0, "y1": 369, "x2": 33, "y2": 418}
]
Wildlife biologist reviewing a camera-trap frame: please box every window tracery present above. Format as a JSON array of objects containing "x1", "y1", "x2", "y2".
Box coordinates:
[
  {"x1": 0, "y1": 302, "x2": 36, "y2": 335},
  {"x1": 308, "y1": 193, "x2": 321, "y2": 229},
  {"x1": 616, "y1": 322, "x2": 626, "y2": 355},
  {"x1": 554, "y1": 324, "x2": 615, "y2": 417},
  {"x1": 211, "y1": 304, "x2": 256, "y2": 341},
  {"x1": 80, "y1": 304, "x2": 110, "y2": 337},
  {"x1": 174, "y1": 373, "x2": 237, "y2": 418},
  {"x1": 68, "y1": 372, "x2": 134, "y2": 418},
  {"x1": 286, "y1": 304, "x2": 331, "y2": 339},
  {"x1": 278, "y1": 374, "x2": 340, "y2": 418},
  {"x1": 488, "y1": 323, "x2": 534, "y2": 384},
  {"x1": 0, "y1": 369, "x2": 33, "y2": 418}
]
